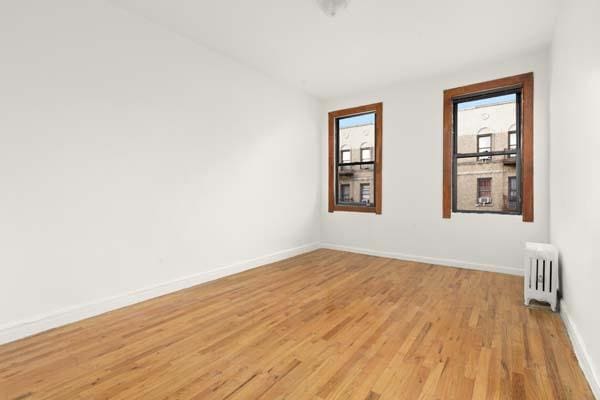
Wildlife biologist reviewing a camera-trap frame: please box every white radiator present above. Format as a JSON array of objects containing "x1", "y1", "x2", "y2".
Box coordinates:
[{"x1": 524, "y1": 242, "x2": 559, "y2": 312}]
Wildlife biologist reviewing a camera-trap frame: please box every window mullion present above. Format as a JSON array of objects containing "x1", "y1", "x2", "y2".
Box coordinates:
[
  {"x1": 336, "y1": 161, "x2": 375, "y2": 167},
  {"x1": 455, "y1": 150, "x2": 517, "y2": 159}
]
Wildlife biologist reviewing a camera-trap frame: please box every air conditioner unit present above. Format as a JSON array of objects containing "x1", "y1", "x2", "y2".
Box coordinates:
[
  {"x1": 477, "y1": 197, "x2": 491, "y2": 205},
  {"x1": 524, "y1": 242, "x2": 559, "y2": 311}
]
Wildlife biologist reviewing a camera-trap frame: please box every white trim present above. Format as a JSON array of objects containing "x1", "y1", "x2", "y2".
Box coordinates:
[
  {"x1": 560, "y1": 299, "x2": 600, "y2": 399},
  {"x1": 0, "y1": 242, "x2": 319, "y2": 345},
  {"x1": 320, "y1": 243, "x2": 523, "y2": 276}
]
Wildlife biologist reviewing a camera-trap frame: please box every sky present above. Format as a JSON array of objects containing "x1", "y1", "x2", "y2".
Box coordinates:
[
  {"x1": 339, "y1": 112, "x2": 375, "y2": 128},
  {"x1": 457, "y1": 93, "x2": 516, "y2": 111}
]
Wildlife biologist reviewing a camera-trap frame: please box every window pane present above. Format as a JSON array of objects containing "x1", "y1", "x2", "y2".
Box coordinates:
[
  {"x1": 337, "y1": 165, "x2": 374, "y2": 207},
  {"x1": 508, "y1": 131, "x2": 517, "y2": 158},
  {"x1": 477, "y1": 177, "x2": 492, "y2": 198},
  {"x1": 456, "y1": 156, "x2": 519, "y2": 212},
  {"x1": 507, "y1": 176, "x2": 519, "y2": 211},
  {"x1": 360, "y1": 183, "x2": 370, "y2": 203},
  {"x1": 477, "y1": 135, "x2": 492, "y2": 161},
  {"x1": 478, "y1": 135, "x2": 491, "y2": 150},
  {"x1": 509, "y1": 131, "x2": 517, "y2": 147},
  {"x1": 341, "y1": 149, "x2": 351, "y2": 163},
  {"x1": 456, "y1": 93, "x2": 517, "y2": 155},
  {"x1": 340, "y1": 184, "x2": 351, "y2": 202},
  {"x1": 361, "y1": 148, "x2": 372, "y2": 162},
  {"x1": 338, "y1": 113, "x2": 375, "y2": 163}
]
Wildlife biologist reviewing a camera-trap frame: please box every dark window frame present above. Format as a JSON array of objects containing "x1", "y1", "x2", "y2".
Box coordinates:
[
  {"x1": 451, "y1": 88, "x2": 522, "y2": 215},
  {"x1": 443, "y1": 72, "x2": 534, "y2": 222},
  {"x1": 328, "y1": 103, "x2": 382, "y2": 214}
]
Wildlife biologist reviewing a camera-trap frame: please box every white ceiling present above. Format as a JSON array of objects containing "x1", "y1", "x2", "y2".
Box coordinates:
[{"x1": 109, "y1": 0, "x2": 559, "y2": 99}]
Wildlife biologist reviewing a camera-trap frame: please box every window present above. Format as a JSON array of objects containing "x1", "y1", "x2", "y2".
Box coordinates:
[
  {"x1": 360, "y1": 183, "x2": 370, "y2": 204},
  {"x1": 477, "y1": 134, "x2": 492, "y2": 161},
  {"x1": 360, "y1": 143, "x2": 373, "y2": 169},
  {"x1": 507, "y1": 176, "x2": 518, "y2": 210},
  {"x1": 341, "y1": 149, "x2": 351, "y2": 163},
  {"x1": 477, "y1": 178, "x2": 492, "y2": 205},
  {"x1": 454, "y1": 92, "x2": 520, "y2": 214},
  {"x1": 443, "y1": 73, "x2": 533, "y2": 221},
  {"x1": 508, "y1": 130, "x2": 517, "y2": 150},
  {"x1": 360, "y1": 147, "x2": 371, "y2": 162},
  {"x1": 328, "y1": 103, "x2": 382, "y2": 214},
  {"x1": 508, "y1": 130, "x2": 517, "y2": 158},
  {"x1": 340, "y1": 184, "x2": 351, "y2": 202}
]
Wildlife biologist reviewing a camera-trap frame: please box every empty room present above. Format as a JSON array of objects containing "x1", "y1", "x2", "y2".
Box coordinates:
[{"x1": 1, "y1": 0, "x2": 599, "y2": 399}]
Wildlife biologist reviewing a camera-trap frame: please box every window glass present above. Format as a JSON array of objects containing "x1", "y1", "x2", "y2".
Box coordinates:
[
  {"x1": 336, "y1": 112, "x2": 375, "y2": 207},
  {"x1": 453, "y1": 91, "x2": 521, "y2": 214},
  {"x1": 456, "y1": 93, "x2": 516, "y2": 155},
  {"x1": 336, "y1": 166, "x2": 374, "y2": 207}
]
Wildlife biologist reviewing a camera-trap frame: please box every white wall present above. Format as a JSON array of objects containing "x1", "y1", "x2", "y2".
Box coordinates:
[
  {"x1": 321, "y1": 49, "x2": 550, "y2": 273},
  {"x1": 0, "y1": 0, "x2": 320, "y2": 340},
  {"x1": 550, "y1": 0, "x2": 600, "y2": 395}
]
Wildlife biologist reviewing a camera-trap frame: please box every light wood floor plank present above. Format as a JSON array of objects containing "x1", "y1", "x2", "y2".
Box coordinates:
[{"x1": 0, "y1": 249, "x2": 594, "y2": 399}]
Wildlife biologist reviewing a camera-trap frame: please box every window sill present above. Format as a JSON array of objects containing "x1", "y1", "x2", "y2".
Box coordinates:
[
  {"x1": 330, "y1": 205, "x2": 378, "y2": 214},
  {"x1": 453, "y1": 210, "x2": 522, "y2": 216}
]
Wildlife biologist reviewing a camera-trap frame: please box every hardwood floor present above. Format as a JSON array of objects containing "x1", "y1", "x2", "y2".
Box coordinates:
[{"x1": 0, "y1": 249, "x2": 593, "y2": 399}]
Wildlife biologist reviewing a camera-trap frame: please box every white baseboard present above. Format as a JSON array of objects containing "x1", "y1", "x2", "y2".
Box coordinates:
[
  {"x1": 0, "y1": 242, "x2": 319, "y2": 346},
  {"x1": 560, "y1": 300, "x2": 600, "y2": 399},
  {"x1": 320, "y1": 243, "x2": 523, "y2": 276}
]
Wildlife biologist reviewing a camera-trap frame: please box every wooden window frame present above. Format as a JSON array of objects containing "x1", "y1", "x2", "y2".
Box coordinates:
[
  {"x1": 328, "y1": 102, "x2": 382, "y2": 214},
  {"x1": 443, "y1": 73, "x2": 534, "y2": 222}
]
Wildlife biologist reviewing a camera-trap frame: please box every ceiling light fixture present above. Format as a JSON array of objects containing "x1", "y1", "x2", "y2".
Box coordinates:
[{"x1": 316, "y1": 0, "x2": 350, "y2": 17}]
